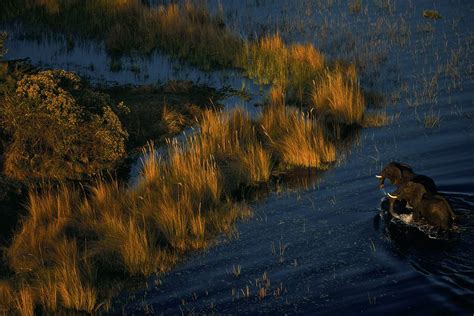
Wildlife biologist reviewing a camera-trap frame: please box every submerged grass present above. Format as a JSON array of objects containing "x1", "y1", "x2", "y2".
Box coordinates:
[{"x1": 1, "y1": 1, "x2": 241, "y2": 69}]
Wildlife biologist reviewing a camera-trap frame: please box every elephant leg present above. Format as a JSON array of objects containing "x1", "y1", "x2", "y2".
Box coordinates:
[{"x1": 412, "y1": 208, "x2": 422, "y2": 221}]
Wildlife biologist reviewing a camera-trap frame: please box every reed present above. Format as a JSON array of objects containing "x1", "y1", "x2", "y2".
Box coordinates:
[
  {"x1": 278, "y1": 114, "x2": 336, "y2": 168},
  {"x1": 14, "y1": 285, "x2": 34, "y2": 316},
  {"x1": 243, "y1": 33, "x2": 325, "y2": 105},
  {"x1": 1, "y1": 98, "x2": 360, "y2": 313},
  {"x1": 311, "y1": 66, "x2": 365, "y2": 125},
  {"x1": 260, "y1": 104, "x2": 336, "y2": 168},
  {"x1": 2, "y1": 1, "x2": 242, "y2": 69}
]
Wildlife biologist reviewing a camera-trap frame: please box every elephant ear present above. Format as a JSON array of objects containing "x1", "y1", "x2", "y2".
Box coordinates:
[
  {"x1": 390, "y1": 165, "x2": 402, "y2": 184},
  {"x1": 410, "y1": 183, "x2": 427, "y2": 206},
  {"x1": 397, "y1": 162, "x2": 413, "y2": 172}
]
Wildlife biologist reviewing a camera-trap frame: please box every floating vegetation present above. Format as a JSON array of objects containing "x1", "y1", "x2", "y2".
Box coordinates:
[{"x1": 423, "y1": 10, "x2": 442, "y2": 20}]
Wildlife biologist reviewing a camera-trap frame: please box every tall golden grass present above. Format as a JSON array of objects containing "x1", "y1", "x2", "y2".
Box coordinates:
[
  {"x1": 242, "y1": 33, "x2": 325, "y2": 105},
  {"x1": 311, "y1": 66, "x2": 365, "y2": 125},
  {"x1": 4, "y1": 2, "x2": 366, "y2": 126},
  {"x1": 241, "y1": 33, "x2": 365, "y2": 126},
  {"x1": 0, "y1": 3, "x2": 369, "y2": 314},
  {"x1": 260, "y1": 103, "x2": 336, "y2": 168},
  {"x1": 1, "y1": 101, "x2": 354, "y2": 313}
]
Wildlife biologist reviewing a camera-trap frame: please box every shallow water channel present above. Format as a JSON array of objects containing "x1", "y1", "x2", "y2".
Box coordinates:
[{"x1": 3, "y1": 0, "x2": 473, "y2": 314}]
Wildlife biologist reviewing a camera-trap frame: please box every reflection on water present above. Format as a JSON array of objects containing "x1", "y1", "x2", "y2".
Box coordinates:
[{"x1": 3, "y1": 26, "x2": 265, "y2": 113}]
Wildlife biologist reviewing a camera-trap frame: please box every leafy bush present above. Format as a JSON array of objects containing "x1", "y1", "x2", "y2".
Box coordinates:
[{"x1": 0, "y1": 69, "x2": 128, "y2": 180}]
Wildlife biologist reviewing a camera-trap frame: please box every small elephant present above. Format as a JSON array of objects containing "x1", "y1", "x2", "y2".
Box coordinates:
[
  {"x1": 376, "y1": 162, "x2": 437, "y2": 193},
  {"x1": 389, "y1": 182, "x2": 455, "y2": 230}
]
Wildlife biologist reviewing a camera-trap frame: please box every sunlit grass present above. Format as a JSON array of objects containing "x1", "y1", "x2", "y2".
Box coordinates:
[
  {"x1": 0, "y1": 3, "x2": 370, "y2": 314},
  {"x1": 242, "y1": 33, "x2": 325, "y2": 105},
  {"x1": 1, "y1": 92, "x2": 360, "y2": 313},
  {"x1": 423, "y1": 9, "x2": 442, "y2": 20},
  {"x1": 260, "y1": 104, "x2": 336, "y2": 168},
  {"x1": 311, "y1": 66, "x2": 365, "y2": 125},
  {"x1": 362, "y1": 111, "x2": 391, "y2": 128}
]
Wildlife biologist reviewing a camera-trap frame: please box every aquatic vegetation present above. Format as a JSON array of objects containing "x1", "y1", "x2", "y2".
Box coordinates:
[
  {"x1": 2, "y1": 3, "x2": 366, "y2": 127},
  {"x1": 0, "y1": 1, "x2": 242, "y2": 69},
  {"x1": 348, "y1": 0, "x2": 362, "y2": 14},
  {"x1": 424, "y1": 110, "x2": 441, "y2": 128},
  {"x1": 362, "y1": 111, "x2": 391, "y2": 128},
  {"x1": 242, "y1": 33, "x2": 325, "y2": 105},
  {"x1": 260, "y1": 104, "x2": 336, "y2": 168},
  {"x1": 0, "y1": 69, "x2": 128, "y2": 180},
  {"x1": 311, "y1": 65, "x2": 365, "y2": 126},
  {"x1": 0, "y1": 100, "x2": 355, "y2": 313},
  {"x1": 423, "y1": 10, "x2": 442, "y2": 20},
  {"x1": 105, "y1": 82, "x2": 222, "y2": 149},
  {"x1": 2, "y1": 162, "x2": 250, "y2": 313},
  {"x1": 0, "y1": 3, "x2": 369, "y2": 314}
]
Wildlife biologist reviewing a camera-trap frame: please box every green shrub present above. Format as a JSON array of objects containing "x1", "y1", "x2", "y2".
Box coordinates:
[{"x1": 0, "y1": 69, "x2": 128, "y2": 180}]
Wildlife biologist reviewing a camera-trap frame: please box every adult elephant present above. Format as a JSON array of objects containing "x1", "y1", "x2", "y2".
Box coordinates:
[
  {"x1": 388, "y1": 182, "x2": 455, "y2": 230},
  {"x1": 376, "y1": 162, "x2": 437, "y2": 193}
]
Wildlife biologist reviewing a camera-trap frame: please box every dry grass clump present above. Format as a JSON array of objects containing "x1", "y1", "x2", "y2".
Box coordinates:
[
  {"x1": 423, "y1": 10, "x2": 442, "y2": 20},
  {"x1": 311, "y1": 66, "x2": 365, "y2": 126},
  {"x1": 243, "y1": 33, "x2": 325, "y2": 105},
  {"x1": 153, "y1": 3, "x2": 242, "y2": 69},
  {"x1": 4, "y1": 186, "x2": 100, "y2": 313},
  {"x1": 362, "y1": 111, "x2": 391, "y2": 127},
  {"x1": 243, "y1": 33, "x2": 365, "y2": 126},
  {"x1": 0, "y1": 281, "x2": 16, "y2": 314},
  {"x1": 260, "y1": 104, "x2": 336, "y2": 168},
  {"x1": 14, "y1": 284, "x2": 35, "y2": 316},
  {"x1": 2, "y1": 156, "x2": 251, "y2": 314},
  {"x1": 278, "y1": 114, "x2": 336, "y2": 168},
  {"x1": 240, "y1": 142, "x2": 272, "y2": 183},
  {"x1": 1, "y1": 101, "x2": 359, "y2": 313},
  {"x1": 190, "y1": 108, "x2": 272, "y2": 191}
]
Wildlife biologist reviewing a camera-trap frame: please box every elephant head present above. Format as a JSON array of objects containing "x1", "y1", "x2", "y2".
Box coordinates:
[
  {"x1": 376, "y1": 162, "x2": 414, "y2": 188},
  {"x1": 389, "y1": 181, "x2": 426, "y2": 208},
  {"x1": 389, "y1": 181, "x2": 455, "y2": 230}
]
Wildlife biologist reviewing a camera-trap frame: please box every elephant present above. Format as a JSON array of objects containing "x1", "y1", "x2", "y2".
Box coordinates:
[
  {"x1": 388, "y1": 181, "x2": 455, "y2": 230},
  {"x1": 375, "y1": 162, "x2": 437, "y2": 193}
]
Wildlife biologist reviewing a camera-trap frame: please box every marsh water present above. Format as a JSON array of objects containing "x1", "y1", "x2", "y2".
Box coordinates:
[{"x1": 3, "y1": 0, "x2": 473, "y2": 314}]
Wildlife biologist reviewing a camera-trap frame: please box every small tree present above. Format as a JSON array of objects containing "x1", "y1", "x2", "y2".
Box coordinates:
[{"x1": 0, "y1": 69, "x2": 128, "y2": 180}]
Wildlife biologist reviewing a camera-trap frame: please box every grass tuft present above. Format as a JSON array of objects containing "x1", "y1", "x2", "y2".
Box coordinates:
[
  {"x1": 423, "y1": 10, "x2": 442, "y2": 20},
  {"x1": 311, "y1": 67, "x2": 365, "y2": 125}
]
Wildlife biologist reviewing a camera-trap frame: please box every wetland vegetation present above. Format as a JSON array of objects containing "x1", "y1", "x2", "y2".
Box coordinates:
[{"x1": 1, "y1": 0, "x2": 471, "y2": 314}]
